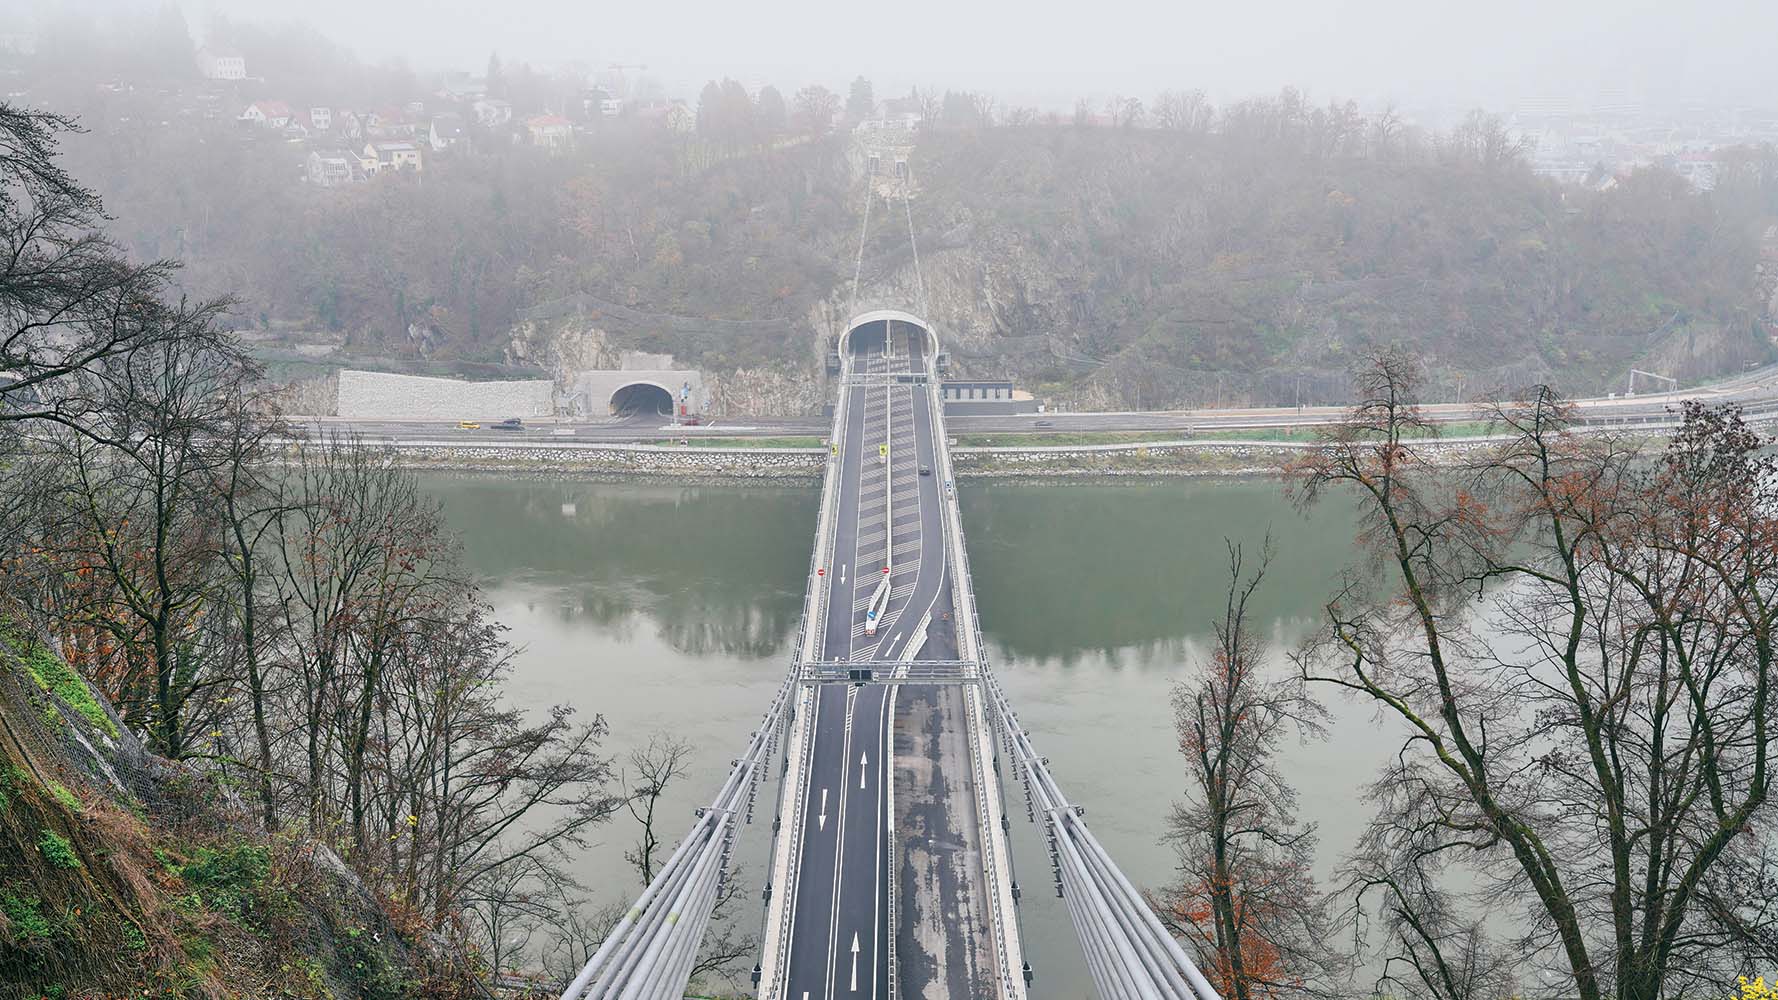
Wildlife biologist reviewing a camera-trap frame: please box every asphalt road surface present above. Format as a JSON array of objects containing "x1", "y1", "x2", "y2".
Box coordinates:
[
  {"x1": 786, "y1": 325, "x2": 954, "y2": 999},
  {"x1": 295, "y1": 362, "x2": 1778, "y2": 445}
]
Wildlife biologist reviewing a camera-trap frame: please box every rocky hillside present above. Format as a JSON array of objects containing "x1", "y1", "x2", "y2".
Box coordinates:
[
  {"x1": 0, "y1": 621, "x2": 472, "y2": 1000},
  {"x1": 858, "y1": 129, "x2": 1778, "y2": 408},
  {"x1": 53, "y1": 83, "x2": 1778, "y2": 412}
]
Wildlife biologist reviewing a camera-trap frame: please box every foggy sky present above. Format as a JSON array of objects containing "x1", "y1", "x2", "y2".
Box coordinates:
[{"x1": 104, "y1": 0, "x2": 1778, "y2": 113}]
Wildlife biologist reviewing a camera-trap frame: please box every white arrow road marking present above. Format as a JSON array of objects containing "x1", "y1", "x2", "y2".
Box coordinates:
[
  {"x1": 818, "y1": 788, "x2": 828, "y2": 831},
  {"x1": 859, "y1": 752, "x2": 868, "y2": 789},
  {"x1": 840, "y1": 563, "x2": 847, "y2": 584},
  {"x1": 849, "y1": 933, "x2": 860, "y2": 992}
]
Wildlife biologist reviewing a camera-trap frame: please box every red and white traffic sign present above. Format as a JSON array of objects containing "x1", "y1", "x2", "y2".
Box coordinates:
[{"x1": 817, "y1": 568, "x2": 825, "y2": 576}]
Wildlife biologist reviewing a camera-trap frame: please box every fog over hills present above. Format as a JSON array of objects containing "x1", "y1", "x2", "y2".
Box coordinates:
[{"x1": 11, "y1": 0, "x2": 1778, "y2": 113}]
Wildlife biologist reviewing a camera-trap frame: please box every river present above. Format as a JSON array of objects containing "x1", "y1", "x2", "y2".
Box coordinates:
[{"x1": 422, "y1": 473, "x2": 1395, "y2": 999}]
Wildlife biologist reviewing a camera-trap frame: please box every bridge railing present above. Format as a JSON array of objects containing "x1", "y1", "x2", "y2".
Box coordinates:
[
  {"x1": 982, "y1": 665, "x2": 1224, "y2": 1000},
  {"x1": 799, "y1": 659, "x2": 980, "y2": 684},
  {"x1": 559, "y1": 668, "x2": 798, "y2": 1000},
  {"x1": 758, "y1": 684, "x2": 817, "y2": 999}
]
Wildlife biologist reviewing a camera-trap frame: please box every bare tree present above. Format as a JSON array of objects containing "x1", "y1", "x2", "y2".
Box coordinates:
[
  {"x1": 31, "y1": 330, "x2": 257, "y2": 757},
  {"x1": 539, "y1": 884, "x2": 625, "y2": 988},
  {"x1": 1152, "y1": 539, "x2": 1340, "y2": 998},
  {"x1": 1339, "y1": 772, "x2": 1518, "y2": 1000},
  {"x1": 689, "y1": 872, "x2": 758, "y2": 989},
  {"x1": 621, "y1": 732, "x2": 693, "y2": 885},
  {"x1": 1444, "y1": 109, "x2": 1531, "y2": 168},
  {"x1": 208, "y1": 381, "x2": 293, "y2": 829},
  {"x1": 1107, "y1": 96, "x2": 1144, "y2": 129},
  {"x1": 1, "y1": 103, "x2": 230, "y2": 440},
  {"x1": 1291, "y1": 349, "x2": 1778, "y2": 999},
  {"x1": 792, "y1": 85, "x2": 840, "y2": 135},
  {"x1": 1154, "y1": 89, "x2": 1215, "y2": 134}
]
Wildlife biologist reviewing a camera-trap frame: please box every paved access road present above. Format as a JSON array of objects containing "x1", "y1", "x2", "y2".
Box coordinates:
[{"x1": 785, "y1": 325, "x2": 954, "y2": 999}]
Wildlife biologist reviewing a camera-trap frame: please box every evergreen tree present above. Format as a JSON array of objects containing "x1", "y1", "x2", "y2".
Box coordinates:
[{"x1": 847, "y1": 76, "x2": 875, "y2": 121}]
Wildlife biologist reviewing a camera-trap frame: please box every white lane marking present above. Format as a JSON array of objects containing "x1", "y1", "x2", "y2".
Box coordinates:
[
  {"x1": 849, "y1": 933, "x2": 860, "y2": 992},
  {"x1": 824, "y1": 689, "x2": 858, "y2": 996},
  {"x1": 818, "y1": 788, "x2": 829, "y2": 831},
  {"x1": 840, "y1": 564, "x2": 847, "y2": 585},
  {"x1": 859, "y1": 752, "x2": 868, "y2": 789},
  {"x1": 872, "y1": 689, "x2": 892, "y2": 1000}
]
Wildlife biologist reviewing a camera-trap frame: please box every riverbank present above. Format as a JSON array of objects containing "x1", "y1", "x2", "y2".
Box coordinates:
[{"x1": 368, "y1": 435, "x2": 1530, "y2": 483}]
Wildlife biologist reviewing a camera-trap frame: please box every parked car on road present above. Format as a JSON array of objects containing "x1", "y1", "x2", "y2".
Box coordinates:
[
  {"x1": 1034, "y1": 419, "x2": 1054, "y2": 428},
  {"x1": 457, "y1": 420, "x2": 480, "y2": 430},
  {"x1": 491, "y1": 417, "x2": 524, "y2": 431}
]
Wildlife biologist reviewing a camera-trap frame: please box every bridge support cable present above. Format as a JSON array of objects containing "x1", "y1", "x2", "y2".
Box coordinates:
[
  {"x1": 558, "y1": 677, "x2": 796, "y2": 1000},
  {"x1": 846, "y1": 157, "x2": 878, "y2": 321},
  {"x1": 898, "y1": 160, "x2": 928, "y2": 320},
  {"x1": 983, "y1": 670, "x2": 1224, "y2": 1000}
]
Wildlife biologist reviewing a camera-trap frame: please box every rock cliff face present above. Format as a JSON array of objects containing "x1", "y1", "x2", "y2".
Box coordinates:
[
  {"x1": 509, "y1": 300, "x2": 824, "y2": 417},
  {"x1": 837, "y1": 130, "x2": 1777, "y2": 409},
  {"x1": 0, "y1": 624, "x2": 466, "y2": 998},
  {"x1": 497, "y1": 134, "x2": 1776, "y2": 416}
]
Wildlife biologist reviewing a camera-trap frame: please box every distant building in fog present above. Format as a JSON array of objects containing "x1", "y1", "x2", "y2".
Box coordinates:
[
  {"x1": 364, "y1": 141, "x2": 423, "y2": 173},
  {"x1": 198, "y1": 50, "x2": 246, "y2": 81},
  {"x1": 239, "y1": 100, "x2": 292, "y2": 127},
  {"x1": 306, "y1": 149, "x2": 360, "y2": 187},
  {"x1": 525, "y1": 114, "x2": 573, "y2": 150},
  {"x1": 472, "y1": 98, "x2": 513, "y2": 127},
  {"x1": 429, "y1": 113, "x2": 466, "y2": 152}
]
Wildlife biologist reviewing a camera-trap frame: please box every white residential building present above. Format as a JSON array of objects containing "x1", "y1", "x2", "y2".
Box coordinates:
[
  {"x1": 198, "y1": 50, "x2": 246, "y2": 81},
  {"x1": 239, "y1": 101, "x2": 293, "y2": 127},
  {"x1": 472, "y1": 98, "x2": 514, "y2": 127},
  {"x1": 524, "y1": 114, "x2": 574, "y2": 150},
  {"x1": 306, "y1": 149, "x2": 359, "y2": 187}
]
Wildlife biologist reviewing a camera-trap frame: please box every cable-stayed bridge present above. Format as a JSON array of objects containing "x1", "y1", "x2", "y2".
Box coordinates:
[{"x1": 559, "y1": 139, "x2": 1223, "y2": 1000}]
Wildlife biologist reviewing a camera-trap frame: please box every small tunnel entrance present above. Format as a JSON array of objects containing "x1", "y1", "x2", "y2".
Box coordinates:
[{"x1": 610, "y1": 382, "x2": 674, "y2": 417}]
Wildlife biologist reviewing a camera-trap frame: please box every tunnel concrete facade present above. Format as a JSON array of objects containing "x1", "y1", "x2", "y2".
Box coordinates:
[
  {"x1": 565, "y1": 369, "x2": 706, "y2": 417},
  {"x1": 840, "y1": 309, "x2": 938, "y2": 358}
]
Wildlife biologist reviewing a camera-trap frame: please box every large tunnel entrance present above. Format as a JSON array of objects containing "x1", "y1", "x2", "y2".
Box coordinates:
[
  {"x1": 839, "y1": 309, "x2": 939, "y2": 360},
  {"x1": 846, "y1": 320, "x2": 892, "y2": 357},
  {"x1": 610, "y1": 382, "x2": 674, "y2": 418}
]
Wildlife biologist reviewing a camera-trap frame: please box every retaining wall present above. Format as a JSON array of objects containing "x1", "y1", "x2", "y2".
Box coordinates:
[{"x1": 336, "y1": 369, "x2": 555, "y2": 420}]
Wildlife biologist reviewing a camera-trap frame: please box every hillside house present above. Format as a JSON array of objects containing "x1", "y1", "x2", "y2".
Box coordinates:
[
  {"x1": 334, "y1": 110, "x2": 364, "y2": 141},
  {"x1": 429, "y1": 113, "x2": 467, "y2": 152},
  {"x1": 197, "y1": 50, "x2": 246, "y2": 80},
  {"x1": 306, "y1": 149, "x2": 360, "y2": 187},
  {"x1": 473, "y1": 98, "x2": 514, "y2": 127},
  {"x1": 364, "y1": 141, "x2": 423, "y2": 173},
  {"x1": 240, "y1": 100, "x2": 293, "y2": 127},
  {"x1": 525, "y1": 114, "x2": 573, "y2": 150}
]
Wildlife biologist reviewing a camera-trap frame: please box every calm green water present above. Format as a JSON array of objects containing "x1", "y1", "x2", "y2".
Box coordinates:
[{"x1": 422, "y1": 474, "x2": 1391, "y2": 998}]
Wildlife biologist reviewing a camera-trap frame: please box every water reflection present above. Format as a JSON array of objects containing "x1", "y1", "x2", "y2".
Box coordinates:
[
  {"x1": 423, "y1": 473, "x2": 1377, "y2": 999},
  {"x1": 963, "y1": 480, "x2": 1357, "y2": 663},
  {"x1": 426, "y1": 475, "x2": 815, "y2": 657}
]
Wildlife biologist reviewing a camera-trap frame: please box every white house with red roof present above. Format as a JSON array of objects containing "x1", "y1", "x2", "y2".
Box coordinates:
[{"x1": 239, "y1": 101, "x2": 294, "y2": 127}]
